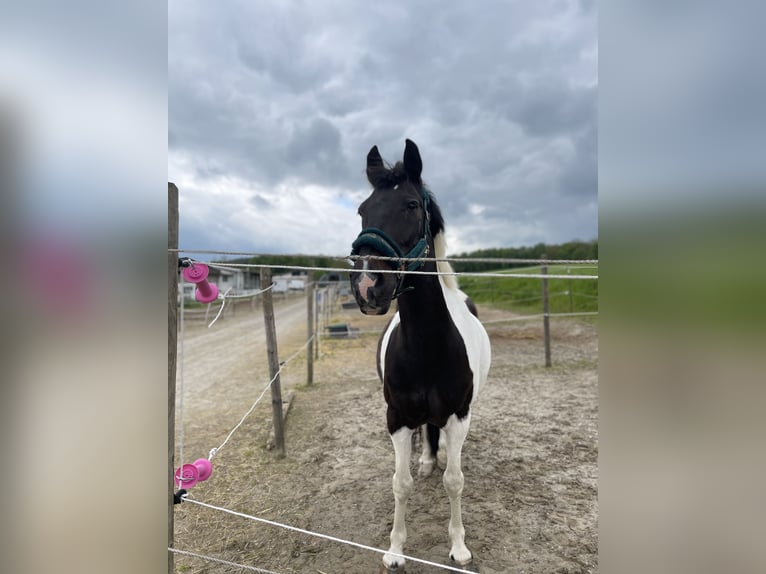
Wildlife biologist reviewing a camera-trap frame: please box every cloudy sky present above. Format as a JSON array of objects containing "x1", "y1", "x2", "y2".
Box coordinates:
[{"x1": 169, "y1": 0, "x2": 597, "y2": 257}]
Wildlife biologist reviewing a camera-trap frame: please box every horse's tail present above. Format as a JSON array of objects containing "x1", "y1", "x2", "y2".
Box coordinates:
[{"x1": 426, "y1": 422, "x2": 440, "y2": 458}]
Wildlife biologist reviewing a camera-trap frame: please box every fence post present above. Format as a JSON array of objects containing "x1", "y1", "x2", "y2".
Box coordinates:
[
  {"x1": 315, "y1": 287, "x2": 322, "y2": 359},
  {"x1": 542, "y1": 258, "x2": 552, "y2": 368},
  {"x1": 260, "y1": 267, "x2": 286, "y2": 457},
  {"x1": 167, "y1": 183, "x2": 178, "y2": 574},
  {"x1": 321, "y1": 287, "x2": 326, "y2": 326},
  {"x1": 313, "y1": 285, "x2": 319, "y2": 360},
  {"x1": 306, "y1": 282, "x2": 314, "y2": 386}
]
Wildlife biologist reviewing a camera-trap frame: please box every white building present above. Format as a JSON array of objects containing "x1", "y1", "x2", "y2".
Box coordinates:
[{"x1": 272, "y1": 273, "x2": 307, "y2": 293}]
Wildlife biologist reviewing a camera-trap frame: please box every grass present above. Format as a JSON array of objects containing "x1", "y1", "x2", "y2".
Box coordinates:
[{"x1": 458, "y1": 264, "x2": 599, "y2": 315}]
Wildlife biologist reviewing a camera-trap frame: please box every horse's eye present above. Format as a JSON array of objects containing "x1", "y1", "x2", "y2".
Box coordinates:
[{"x1": 407, "y1": 200, "x2": 419, "y2": 210}]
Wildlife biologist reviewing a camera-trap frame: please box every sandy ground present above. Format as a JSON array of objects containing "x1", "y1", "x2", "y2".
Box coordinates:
[{"x1": 173, "y1": 294, "x2": 598, "y2": 574}]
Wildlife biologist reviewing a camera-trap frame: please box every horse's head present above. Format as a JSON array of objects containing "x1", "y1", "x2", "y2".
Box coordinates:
[{"x1": 349, "y1": 139, "x2": 442, "y2": 315}]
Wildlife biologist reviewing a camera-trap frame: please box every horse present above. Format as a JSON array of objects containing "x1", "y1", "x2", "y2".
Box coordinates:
[{"x1": 349, "y1": 139, "x2": 491, "y2": 570}]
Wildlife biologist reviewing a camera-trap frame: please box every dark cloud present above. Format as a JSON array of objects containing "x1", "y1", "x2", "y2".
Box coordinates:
[
  {"x1": 507, "y1": 80, "x2": 596, "y2": 138},
  {"x1": 169, "y1": 0, "x2": 597, "y2": 252},
  {"x1": 558, "y1": 123, "x2": 597, "y2": 198},
  {"x1": 285, "y1": 117, "x2": 347, "y2": 183},
  {"x1": 236, "y1": 35, "x2": 327, "y2": 93},
  {"x1": 249, "y1": 194, "x2": 273, "y2": 210}
]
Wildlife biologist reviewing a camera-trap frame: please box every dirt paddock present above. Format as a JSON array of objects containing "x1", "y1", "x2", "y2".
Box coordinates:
[{"x1": 173, "y1": 297, "x2": 598, "y2": 574}]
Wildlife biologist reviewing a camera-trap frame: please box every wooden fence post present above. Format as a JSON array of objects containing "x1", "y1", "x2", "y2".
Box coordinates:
[
  {"x1": 542, "y1": 258, "x2": 552, "y2": 368},
  {"x1": 260, "y1": 267, "x2": 286, "y2": 457},
  {"x1": 306, "y1": 282, "x2": 314, "y2": 386},
  {"x1": 315, "y1": 287, "x2": 322, "y2": 359},
  {"x1": 167, "y1": 183, "x2": 178, "y2": 574}
]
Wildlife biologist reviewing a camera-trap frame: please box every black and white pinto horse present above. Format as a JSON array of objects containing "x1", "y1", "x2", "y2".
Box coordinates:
[{"x1": 349, "y1": 139, "x2": 491, "y2": 569}]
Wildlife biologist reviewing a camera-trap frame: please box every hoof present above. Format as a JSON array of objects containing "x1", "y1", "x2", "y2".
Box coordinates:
[
  {"x1": 380, "y1": 558, "x2": 405, "y2": 573},
  {"x1": 449, "y1": 547, "x2": 473, "y2": 567},
  {"x1": 418, "y1": 459, "x2": 435, "y2": 477}
]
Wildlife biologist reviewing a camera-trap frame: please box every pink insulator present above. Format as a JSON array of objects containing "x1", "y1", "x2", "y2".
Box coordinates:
[
  {"x1": 193, "y1": 458, "x2": 213, "y2": 482},
  {"x1": 182, "y1": 263, "x2": 219, "y2": 304},
  {"x1": 174, "y1": 458, "x2": 214, "y2": 488},
  {"x1": 174, "y1": 464, "x2": 199, "y2": 488}
]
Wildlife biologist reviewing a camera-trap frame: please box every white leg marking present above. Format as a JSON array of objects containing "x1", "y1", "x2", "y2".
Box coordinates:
[
  {"x1": 384, "y1": 427, "x2": 414, "y2": 569},
  {"x1": 418, "y1": 425, "x2": 435, "y2": 477},
  {"x1": 442, "y1": 413, "x2": 472, "y2": 565},
  {"x1": 437, "y1": 429, "x2": 448, "y2": 469}
]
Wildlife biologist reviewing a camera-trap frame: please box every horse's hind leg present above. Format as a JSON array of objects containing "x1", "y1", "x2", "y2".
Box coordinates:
[
  {"x1": 418, "y1": 425, "x2": 436, "y2": 477},
  {"x1": 442, "y1": 413, "x2": 472, "y2": 565},
  {"x1": 437, "y1": 430, "x2": 448, "y2": 469},
  {"x1": 383, "y1": 426, "x2": 414, "y2": 570}
]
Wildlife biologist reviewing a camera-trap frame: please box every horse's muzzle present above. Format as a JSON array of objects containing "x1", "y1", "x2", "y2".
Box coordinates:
[{"x1": 349, "y1": 268, "x2": 393, "y2": 315}]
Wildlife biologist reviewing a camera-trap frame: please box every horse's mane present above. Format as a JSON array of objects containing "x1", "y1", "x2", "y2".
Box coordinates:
[
  {"x1": 366, "y1": 160, "x2": 408, "y2": 189},
  {"x1": 434, "y1": 233, "x2": 458, "y2": 291}
]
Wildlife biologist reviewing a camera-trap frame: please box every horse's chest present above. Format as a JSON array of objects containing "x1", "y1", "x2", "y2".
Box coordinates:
[{"x1": 382, "y1": 335, "x2": 474, "y2": 427}]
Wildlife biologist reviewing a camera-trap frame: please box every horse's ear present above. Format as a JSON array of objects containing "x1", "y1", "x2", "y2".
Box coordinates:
[
  {"x1": 403, "y1": 139, "x2": 422, "y2": 183},
  {"x1": 366, "y1": 145, "x2": 384, "y2": 185}
]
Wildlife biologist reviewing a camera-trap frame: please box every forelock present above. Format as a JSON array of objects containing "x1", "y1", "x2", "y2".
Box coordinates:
[{"x1": 367, "y1": 161, "x2": 411, "y2": 189}]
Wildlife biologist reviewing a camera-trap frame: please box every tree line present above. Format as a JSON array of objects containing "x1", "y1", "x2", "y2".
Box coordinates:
[
  {"x1": 218, "y1": 239, "x2": 598, "y2": 278},
  {"x1": 450, "y1": 240, "x2": 598, "y2": 273}
]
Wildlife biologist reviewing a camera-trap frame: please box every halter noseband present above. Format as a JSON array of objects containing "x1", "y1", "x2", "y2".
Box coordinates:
[{"x1": 350, "y1": 188, "x2": 431, "y2": 297}]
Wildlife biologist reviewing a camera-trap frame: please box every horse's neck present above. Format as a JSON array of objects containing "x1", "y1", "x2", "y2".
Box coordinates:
[{"x1": 396, "y1": 262, "x2": 451, "y2": 337}]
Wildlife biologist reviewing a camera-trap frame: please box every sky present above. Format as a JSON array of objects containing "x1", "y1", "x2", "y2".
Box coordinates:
[{"x1": 169, "y1": 0, "x2": 597, "y2": 257}]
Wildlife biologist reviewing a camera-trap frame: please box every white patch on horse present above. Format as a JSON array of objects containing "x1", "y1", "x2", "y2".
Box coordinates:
[
  {"x1": 357, "y1": 274, "x2": 375, "y2": 302},
  {"x1": 358, "y1": 260, "x2": 376, "y2": 302},
  {"x1": 434, "y1": 233, "x2": 491, "y2": 400},
  {"x1": 435, "y1": 233, "x2": 459, "y2": 291},
  {"x1": 378, "y1": 312, "x2": 400, "y2": 381}
]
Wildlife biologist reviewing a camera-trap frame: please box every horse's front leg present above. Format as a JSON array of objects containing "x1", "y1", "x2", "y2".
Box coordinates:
[
  {"x1": 383, "y1": 426, "x2": 414, "y2": 570},
  {"x1": 442, "y1": 413, "x2": 472, "y2": 565}
]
